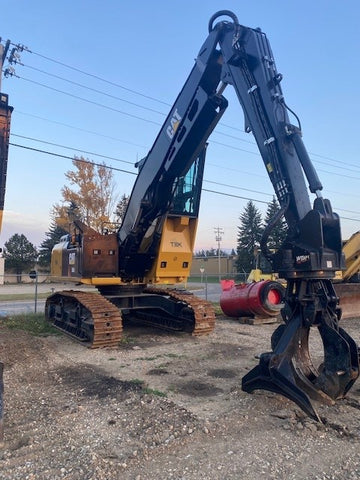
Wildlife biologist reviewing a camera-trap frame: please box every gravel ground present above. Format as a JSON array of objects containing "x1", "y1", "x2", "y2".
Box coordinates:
[{"x1": 0, "y1": 314, "x2": 360, "y2": 479}]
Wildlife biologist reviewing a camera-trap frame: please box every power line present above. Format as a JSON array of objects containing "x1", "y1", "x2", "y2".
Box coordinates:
[
  {"x1": 5, "y1": 57, "x2": 358, "y2": 175},
  {"x1": 15, "y1": 110, "x2": 148, "y2": 150},
  {"x1": 8, "y1": 141, "x2": 360, "y2": 222},
  {"x1": 16, "y1": 74, "x2": 162, "y2": 126},
  {"x1": 29, "y1": 47, "x2": 173, "y2": 106},
  {"x1": 9, "y1": 143, "x2": 137, "y2": 176},
  {"x1": 10, "y1": 132, "x2": 360, "y2": 211},
  {"x1": 4, "y1": 41, "x2": 360, "y2": 221},
  {"x1": 11, "y1": 133, "x2": 136, "y2": 166},
  {"x1": 11, "y1": 70, "x2": 262, "y2": 151},
  {"x1": 4, "y1": 38, "x2": 359, "y2": 173},
  {"x1": 21, "y1": 46, "x2": 360, "y2": 171},
  {"x1": 21, "y1": 62, "x2": 167, "y2": 116},
  {"x1": 12, "y1": 72, "x2": 360, "y2": 176}
]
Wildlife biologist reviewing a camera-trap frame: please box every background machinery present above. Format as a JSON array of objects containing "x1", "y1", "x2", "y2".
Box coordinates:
[
  {"x1": 332, "y1": 231, "x2": 360, "y2": 320},
  {"x1": 46, "y1": 10, "x2": 359, "y2": 420},
  {"x1": 219, "y1": 234, "x2": 360, "y2": 322}
]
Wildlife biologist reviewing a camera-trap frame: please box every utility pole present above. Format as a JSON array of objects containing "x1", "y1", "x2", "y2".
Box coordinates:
[
  {"x1": 0, "y1": 39, "x2": 11, "y2": 92},
  {"x1": 214, "y1": 227, "x2": 224, "y2": 281},
  {"x1": 0, "y1": 44, "x2": 4, "y2": 91}
]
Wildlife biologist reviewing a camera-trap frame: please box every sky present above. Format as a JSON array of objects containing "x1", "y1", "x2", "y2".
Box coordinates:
[{"x1": 0, "y1": 0, "x2": 360, "y2": 252}]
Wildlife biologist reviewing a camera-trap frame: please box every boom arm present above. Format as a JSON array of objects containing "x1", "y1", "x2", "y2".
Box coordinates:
[
  {"x1": 118, "y1": 28, "x2": 228, "y2": 276},
  {"x1": 119, "y1": 11, "x2": 343, "y2": 282}
]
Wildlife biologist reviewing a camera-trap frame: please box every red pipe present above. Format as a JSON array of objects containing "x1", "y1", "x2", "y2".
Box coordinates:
[{"x1": 220, "y1": 280, "x2": 284, "y2": 318}]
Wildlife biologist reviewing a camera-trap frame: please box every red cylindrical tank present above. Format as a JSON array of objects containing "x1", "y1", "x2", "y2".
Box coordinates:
[{"x1": 220, "y1": 280, "x2": 285, "y2": 318}]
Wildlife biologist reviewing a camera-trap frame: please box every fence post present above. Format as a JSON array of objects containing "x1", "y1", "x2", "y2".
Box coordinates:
[{"x1": 29, "y1": 270, "x2": 38, "y2": 313}]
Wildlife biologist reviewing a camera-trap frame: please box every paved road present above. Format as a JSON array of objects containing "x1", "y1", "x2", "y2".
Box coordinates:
[
  {"x1": 0, "y1": 282, "x2": 94, "y2": 316},
  {"x1": 0, "y1": 300, "x2": 45, "y2": 316},
  {"x1": 190, "y1": 282, "x2": 222, "y2": 302},
  {"x1": 0, "y1": 282, "x2": 223, "y2": 316}
]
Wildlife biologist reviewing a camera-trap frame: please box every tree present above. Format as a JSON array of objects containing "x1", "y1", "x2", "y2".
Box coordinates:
[
  {"x1": 114, "y1": 194, "x2": 129, "y2": 224},
  {"x1": 52, "y1": 157, "x2": 117, "y2": 233},
  {"x1": 263, "y1": 196, "x2": 287, "y2": 250},
  {"x1": 235, "y1": 200, "x2": 263, "y2": 274},
  {"x1": 38, "y1": 221, "x2": 68, "y2": 269},
  {"x1": 194, "y1": 248, "x2": 229, "y2": 257},
  {"x1": 3, "y1": 234, "x2": 38, "y2": 282}
]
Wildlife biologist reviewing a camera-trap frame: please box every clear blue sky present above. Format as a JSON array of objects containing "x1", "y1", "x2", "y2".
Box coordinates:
[{"x1": 1, "y1": 0, "x2": 359, "y2": 251}]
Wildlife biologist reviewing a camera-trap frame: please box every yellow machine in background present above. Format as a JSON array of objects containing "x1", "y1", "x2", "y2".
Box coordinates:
[{"x1": 339, "y1": 231, "x2": 360, "y2": 282}]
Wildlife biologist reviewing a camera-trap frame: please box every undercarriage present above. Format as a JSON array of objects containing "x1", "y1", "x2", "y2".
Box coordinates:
[{"x1": 45, "y1": 286, "x2": 215, "y2": 348}]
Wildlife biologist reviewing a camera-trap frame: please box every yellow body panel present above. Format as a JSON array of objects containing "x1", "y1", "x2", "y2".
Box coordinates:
[
  {"x1": 80, "y1": 277, "x2": 143, "y2": 286},
  {"x1": 51, "y1": 241, "x2": 65, "y2": 277},
  {"x1": 342, "y1": 231, "x2": 360, "y2": 281},
  {"x1": 146, "y1": 216, "x2": 198, "y2": 284}
]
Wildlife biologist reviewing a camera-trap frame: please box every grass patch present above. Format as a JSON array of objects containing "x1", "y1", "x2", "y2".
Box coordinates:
[
  {"x1": 119, "y1": 335, "x2": 136, "y2": 345},
  {"x1": 164, "y1": 353, "x2": 184, "y2": 359},
  {"x1": 0, "y1": 292, "x2": 51, "y2": 301},
  {"x1": 188, "y1": 276, "x2": 221, "y2": 283},
  {"x1": 129, "y1": 378, "x2": 144, "y2": 386},
  {"x1": 1, "y1": 312, "x2": 59, "y2": 336},
  {"x1": 129, "y1": 378, "x2": 167, "y2": 397},
  {"x1": 142, "y1": 387, "x2": 167, "y2": 397},
  {"x1": 212, "y1": 302, "x2": 223, "y2": 316},
  {"x1": 136, "y1": 354, "x2": 163, "y2": 361}
]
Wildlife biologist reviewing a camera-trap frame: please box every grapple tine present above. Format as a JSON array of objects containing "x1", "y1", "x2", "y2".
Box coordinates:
[
  {"x1": 242, "y1": 354, "x2": 321, "y2": 422},
  {"x1": 337, "y1": 327, "x2": 360, "y2": 395},
  {"x1": 242, "y1": 315, "x2": 325, "y2": 421},
  {"x1": 314, "y1": 321, "x2": 359, "y2": 399},
  {"x1": 242, "y1": 278, "x2": 360, "y2": 421}
]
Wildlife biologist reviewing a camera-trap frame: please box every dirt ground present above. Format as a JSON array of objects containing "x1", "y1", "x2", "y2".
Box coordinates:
[{"x1": 1, "y1": 314, "x2": 360, "y2": 480}]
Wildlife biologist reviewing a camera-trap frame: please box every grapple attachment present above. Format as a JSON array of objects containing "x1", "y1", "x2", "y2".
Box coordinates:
[{"x1": 242, "y1": 278, "x2": 359, "y2": 421}]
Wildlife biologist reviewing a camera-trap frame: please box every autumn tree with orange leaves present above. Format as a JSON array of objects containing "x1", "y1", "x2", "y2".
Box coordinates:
[{"x1": 52, "y1": 157, "x2": 117, "y2": 233}]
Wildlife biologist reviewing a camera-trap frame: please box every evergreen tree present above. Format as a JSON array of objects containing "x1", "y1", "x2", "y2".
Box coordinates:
[
  {"x1": 114, "y1": 194, "x2": 129, "y2": 224},
  {"x1": 38, "y1": 221, "x2": 68, "y2": 269},
  {"x1": 263, "y1": 196, "x2": 287, "y2": 250},
  {"x1": 3, "y1": 234, "x2": 38, "y2": 282},
  {"x1": 235, "y1": 200, "x2": 263, "y2": 274}
]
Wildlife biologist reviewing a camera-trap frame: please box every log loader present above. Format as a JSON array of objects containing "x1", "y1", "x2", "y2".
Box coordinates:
[{"x1": 46, "y1": 10, "x2": 359, "y2": 420}]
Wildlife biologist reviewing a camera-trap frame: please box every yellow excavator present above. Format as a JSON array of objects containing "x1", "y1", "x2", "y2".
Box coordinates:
[
  {"x1": 47, "y1": 147, "x2": 216, "y2": 347},
  {"x1": 46, "y1": 10, "x2": 359, "y2": 420}
]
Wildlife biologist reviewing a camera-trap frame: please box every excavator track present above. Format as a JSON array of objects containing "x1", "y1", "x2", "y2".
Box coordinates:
[
  {"x1": 45, "y1": 291, "x2": 123, "y2": 348},
  {"x1": 45, "y1": 287, "x2": 215, "y2": 349},
  {"x1": 143, "y1": 287, "x2": 216, "y2": 335}
]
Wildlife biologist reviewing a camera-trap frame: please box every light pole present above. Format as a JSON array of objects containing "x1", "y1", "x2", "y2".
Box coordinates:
[{"x1": 214, "y1": 227, "x2": 224, "y2": 281}]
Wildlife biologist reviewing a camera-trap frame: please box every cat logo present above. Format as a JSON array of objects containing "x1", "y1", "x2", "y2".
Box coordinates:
[{"x1": 166, "y1": 109, "x2": 182, "y2": 139}]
